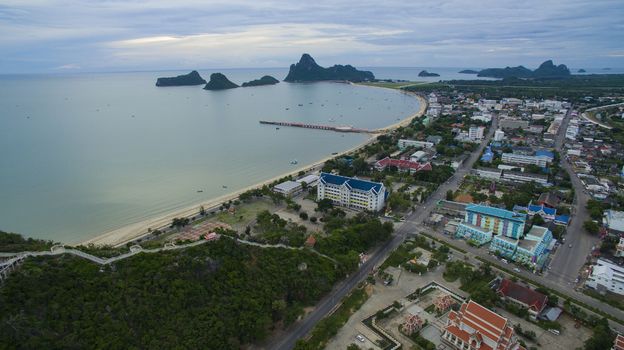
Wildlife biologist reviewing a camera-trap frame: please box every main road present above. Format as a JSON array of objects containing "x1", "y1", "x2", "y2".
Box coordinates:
[
  {"x1": 270, "y1": 117, "x2": 498, "y2": 350},
  {"x1": 546, "y1": 107, "x2": 599, "y2": 286}
]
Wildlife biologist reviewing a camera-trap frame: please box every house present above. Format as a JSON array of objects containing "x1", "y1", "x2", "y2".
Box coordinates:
[
  {"x1": 426, "y1": 135, "x2": 443, "y2": 145},
  {"x1": 526, "y1": 203, "x2": 557, "y2": 221},
  {"x1": 537, "y1": 192, "x2": 561, "y2": 208},
  {"x1": 398, "y1": 139, "x2": 434, "y2": 150},
  {"x1": 497, "y1": 279, "x2": 548, "y2": 320},
  {"x1": 374, "y1": 157, "x2": 432, "y2": 173},
  {"x1": 441, "y1": 300, "x2": 523, "y2": 350},
  {"x1": 604, "y1": 210, "x2": 624, "y2": 235},
  {"x1": 305, "y1": 235, "x2": 316, "y2": 248},
  {"x1": 613, "y1": 334, "x2": 624, "y2": 350}
]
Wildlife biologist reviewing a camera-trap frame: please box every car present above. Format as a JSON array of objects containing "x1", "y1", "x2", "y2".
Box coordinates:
[
  {"x1": 356, "y1": 334, "x2": 365, "y2": 342},
  {"x1": 569, "y1": 244, "x2": 573, "y2": 248},
  {"x1": 513, "y1": 268, "x2": 520, "y2": 272}
]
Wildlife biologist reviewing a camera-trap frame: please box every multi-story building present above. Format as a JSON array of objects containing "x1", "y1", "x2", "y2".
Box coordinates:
[
  {"x1": 456, "y1": 222, "x2": 493, "y2": 246},
  {"x1": 462, "y1": 204, "x2": 526, "y2": 239},
  {"x1": 397, "y1": 139, "x2": 434, "y2": 150},
  {"x1": 494, "y1": 129, "x2": 505, "y2": 142},
  {"x1": 490, "y1": 226, "x2": 552, "y2": 266},
  {"x1": 586, "y1": 259, "x2": 624, "y2": 295},
  {"x1": 317, "y1": 173, "x2": 386, "y2": 212},
  {"x1": 490, "y1": 235, "x2": 519, "y2": 259},
  {"x1": 441, "y1": 300, "x2": 523, "y2": 350},
  {"x1": 501, "y1": 153, "x2": 552, "y2": 167},
  {"x1": 469, "y1": 126, "x2": 485, "y2": 141},
  {"x1": 273, "y1": 180, "x2": 303, "y2": 197},
  {"x1": 502, "y1": 171, "x2": 549, "y2": 186},
  {"x1": 472, "y1": 168, "x2": 502, "y2": 181},
  {"x1": 499, "y1": 118, "x2": 529, "y2": 130}
]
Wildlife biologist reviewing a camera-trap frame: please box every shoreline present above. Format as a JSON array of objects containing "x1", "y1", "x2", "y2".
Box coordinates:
[{"x1": 79, "y1": 91, "x2": 427, "y2": 247}]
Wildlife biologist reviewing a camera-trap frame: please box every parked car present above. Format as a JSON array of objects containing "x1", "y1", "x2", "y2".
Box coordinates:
[{"x1": 356, "y1": 334, "x2": 365, "y2": 342}]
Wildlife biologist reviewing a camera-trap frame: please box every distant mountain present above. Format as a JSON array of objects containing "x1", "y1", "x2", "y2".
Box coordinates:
[
  {"x1": 477, "y1": 60, "x2": 570, "y2": 79},
  {"x1": 284, "y1": 54, "x2": 374, "y2": 82},
  {"x1": 418, "y1": 70, "x2": 440, "y2": 77},
  {"x1": 203, "y1": 73, "x2": 239, "y2": 90},
  {"x1": 458, "y1": 69, "x2": 479, "y2": 74},
  {"x1": 241, "y1": 75, "x2": 280, "y2": 87},
  {"x1": 156, "y1": 71, "x2": 206, "y2": 87}
]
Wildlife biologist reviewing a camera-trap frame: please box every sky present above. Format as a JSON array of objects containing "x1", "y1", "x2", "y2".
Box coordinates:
[{"x1": 1, "y1": 0, "x2": 623, "y2": 73}]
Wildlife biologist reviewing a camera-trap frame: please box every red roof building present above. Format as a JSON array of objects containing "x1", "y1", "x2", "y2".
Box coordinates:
[
  {"x1": 374, "y1": 157, "x2": 432, "y2": 173},
  {"x1": 442, "y1": 300, "x2": 524, "y2": 350},
  {"x1": 614, "y1": 334, "x2": 624, "y2": 350},
  {"x1": 496, "y1": 279, "x2": 547, "y2": 319},
  {"x1": 305, "y1": 235, "x2": 316, "y2": 248}
]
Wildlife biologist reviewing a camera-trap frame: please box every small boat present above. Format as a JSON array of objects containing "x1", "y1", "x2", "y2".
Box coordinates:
[
  {"x1": 332, "y1": 152, "x2": 338, "y2": 155},
  {"x1": 329, "y1": 118, "x2": 336, "y2": 122},
  {"x1": 197, "y1": 190, "x2": 203, "y2": 193},
  {"x1": 298, "y1": 104, "x2": 303, "y2": 107},
  {"x1": 276, "y1": 127, "x2": 280, "y2": 130},
  {"x1": 285, "y1": 108, "x2": 289, "y2": 110},
  {"x1": 290, "y1": 159, "x2": 298, "y2": 165},
  {"x1": 222, "y1": 185, "x2": 228, "y2": 189}
]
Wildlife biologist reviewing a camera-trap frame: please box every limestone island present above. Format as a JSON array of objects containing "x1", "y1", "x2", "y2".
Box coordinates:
[
  {"x1": 155, "y1": 70, "x2": 206, "y2": 87},
  {"x1": 203, "y1": 73, "x2": 239, "y2": 90},
  {"x1": 418, "y1": 70, "x2": 440, "y2": 77},
  {"x1": 578, "y1": 69, "x2": 586, "y2": 73},
  {"x1": 241, "y1": 75, "x2": 280, "y2": 87},
  {"x1": 284, "y1": 54, "x2": 374, "y2": 82},
  {"x1": 478, "y1": 60, "x2": 570, "y2": 79},
  {"x1": 458, "y1": 69, "x2": 479, "y2": 74}
]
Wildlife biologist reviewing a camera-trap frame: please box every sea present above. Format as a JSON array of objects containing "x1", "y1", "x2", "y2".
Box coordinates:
[{"x1": 1, "y1": 66, "x2": 621, "y2": 243}]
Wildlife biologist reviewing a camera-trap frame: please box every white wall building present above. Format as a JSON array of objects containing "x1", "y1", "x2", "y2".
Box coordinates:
[
  {"x1": 317, "y1": 172, "x2": 386, "y2": 212},
  {"x1": 468, "y1": 126, "x2": 485, "y2": 141},
  {"x1": 586, "y1": 259, "x2": 624, "y2": 295},
  {"x1": 494, "y1": 129, "x2": 505, "y2": 142},
  {"x1": 501, "y1": 153, "x2": 552, "y2": 167},
  {"x1": 273, "y1": 180, "x2": 303, "y2": 197},
  {"x1": 397, "y1": 139, "x2": 434, "y2": 150}
]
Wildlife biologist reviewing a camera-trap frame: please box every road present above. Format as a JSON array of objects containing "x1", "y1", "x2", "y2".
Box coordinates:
[
  {"x1": 546, "y1": 107, "x2": 599, "y2": 286},
  {"x1": 270, "y1": 117, "x2": 498, "y2": 350}
]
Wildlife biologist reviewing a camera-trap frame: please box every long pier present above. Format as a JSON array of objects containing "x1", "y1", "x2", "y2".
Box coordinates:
[{"x1": 259, "y1": 120, "x2": 374, "y2": 133}]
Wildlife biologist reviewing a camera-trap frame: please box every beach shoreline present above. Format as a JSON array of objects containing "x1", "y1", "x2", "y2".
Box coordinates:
[{"x1": 79, "y1": 91, "x2": 427, "y2": 247}]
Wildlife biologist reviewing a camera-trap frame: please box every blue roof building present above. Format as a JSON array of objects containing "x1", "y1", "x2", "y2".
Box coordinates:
[
  {"x1": 481, "y1": 146, "x2": 494, "y2": 163},
  {"x1": 318, "y1": 172, "x2": 386, "y2": 211},
  {"x1": 464, "y1": 204, "x2": 527, "y2": 239},
  {"x1": 535, "y1": 149, "x2": 555, "y2": 161}
]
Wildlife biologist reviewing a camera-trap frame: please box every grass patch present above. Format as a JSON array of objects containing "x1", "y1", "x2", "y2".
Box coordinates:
[{"x1": 298, "y1": 286, "x2": 370, "y2": 350}]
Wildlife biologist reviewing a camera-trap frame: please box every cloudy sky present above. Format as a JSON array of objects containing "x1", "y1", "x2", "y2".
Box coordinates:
[{"x1": 1, "y1": 0, "x2": 623, "y2": 73}]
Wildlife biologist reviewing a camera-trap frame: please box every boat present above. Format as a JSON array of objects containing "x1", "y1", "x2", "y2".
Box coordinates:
[
  {"x1": 222, "y1": 185, "x2": 228, "y2": 189},
  {"x1": 328, "y1": 118, "x2": 336, "y2": 122},
  {"x1": 290, "y1": 159, "x2": 298, "y2": 165},
  {"x1": 298, "y1": 104, "x2": 303, "y2": 107},
  {"x1": 197, "y1": 190, "x2": 203, "y2": 193},
  {"x1": 276, "y1": 127, "x2": 280, "y2": 130},
  {"x1": 331, "y1": 152, "x2": 338, "y2": 155}
]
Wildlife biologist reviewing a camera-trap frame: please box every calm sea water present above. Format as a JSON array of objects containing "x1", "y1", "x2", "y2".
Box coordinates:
[{"x1": 0, "y1": 68, "x2": 421, "y2": 243}]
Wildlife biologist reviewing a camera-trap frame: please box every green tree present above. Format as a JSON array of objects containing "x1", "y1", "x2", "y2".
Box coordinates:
[{"x1": 583, "y1": 220, "x2": 600, "y2": 234}]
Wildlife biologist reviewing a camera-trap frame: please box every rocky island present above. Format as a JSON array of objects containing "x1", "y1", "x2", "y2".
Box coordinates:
[
  {"x1": 203, "y1": 73, "x2": 239, "y2": 90},
  {"x1": 578, "y1": 69, "x2": 586, "y2": 73},
  {"x1": 458, "y1": 69, "x2": 479, "y2": 74},
  {"x1": 284, "y1": 54, "x2": 374, "y2": 82},
  {"x1": 155, "y1": 70, "x2": 206, "y2": 87},
  {"x1": 241, "y1": 75, "x2": 280, "y2": 87},
  {"x1": 418, "y1": 70, "x2": 440, "y2": 77},
  {"x1": 478, "y1": 60, "x2": 571, "y2": 79}
]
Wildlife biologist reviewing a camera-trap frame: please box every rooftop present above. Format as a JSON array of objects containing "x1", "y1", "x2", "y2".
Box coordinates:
[
  {"x1": 274, "y1": 180, "x2": 302, "y2": 192},
  {"x1": 605, "y1": 210, "x2": 624, "y2": 232},
  {"x1": 466, "y1": 204, "x2": 527, "y2": 223},
  {"x1": 319, "y1": 172, "x2": 384, "y2": 194},
  {"x1": 497, "y1": 279, "x2": 547, "y2": 312},
  {"x1": 526, "y1": 225, "x2": 550, "y2": 240}
]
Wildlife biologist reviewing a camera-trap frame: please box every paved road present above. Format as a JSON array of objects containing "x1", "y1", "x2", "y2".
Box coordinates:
[
  {"x1": 270, "y1": 117, "x2": 498, "y2": 350},
  {"x1": 547, "y1": 108, "x2": 599, "y2": 286}
]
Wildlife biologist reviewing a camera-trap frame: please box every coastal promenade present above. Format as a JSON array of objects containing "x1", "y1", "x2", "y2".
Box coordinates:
[{"x1": 80, "y1": 93, "x2": 427, "y2": 248}]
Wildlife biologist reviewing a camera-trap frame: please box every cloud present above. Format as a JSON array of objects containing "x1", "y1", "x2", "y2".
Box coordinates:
[{"x1": 0, "y1": 0, "x2": 622, "y2": 73}]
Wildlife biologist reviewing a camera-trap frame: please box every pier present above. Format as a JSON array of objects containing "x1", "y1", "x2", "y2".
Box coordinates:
[{"x1": 259, "y1": 120, "x2": 375, "y2": 133}]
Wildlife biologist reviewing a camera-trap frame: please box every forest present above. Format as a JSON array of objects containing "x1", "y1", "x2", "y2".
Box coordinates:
[{"x1": 0, "y1": 238, "x2": 339, "y2": 349}]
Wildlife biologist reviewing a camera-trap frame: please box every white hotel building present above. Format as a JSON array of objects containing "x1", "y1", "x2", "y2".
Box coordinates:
[{"x1": 318, "y1": 173, "x2": 386, "y2": 212}]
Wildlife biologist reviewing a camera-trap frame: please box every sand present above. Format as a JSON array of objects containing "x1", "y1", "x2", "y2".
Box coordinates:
[{"x1": 79, "y1": 92, "x2": 427, "y2": 247}]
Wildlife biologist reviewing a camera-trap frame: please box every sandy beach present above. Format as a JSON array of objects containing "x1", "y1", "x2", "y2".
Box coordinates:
[{"x1": 80, "y1": 92, "x2": 427, "y2": 247}]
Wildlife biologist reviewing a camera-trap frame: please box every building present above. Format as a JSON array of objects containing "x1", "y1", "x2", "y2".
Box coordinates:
[
  {"x1": 537, "y1": 191, "x2": 561, "y2": 208},
  {"x1": 502, "y1": 171, "x2": 549, "y2": 186},
  {"x1": 397, "y1": 139, "x2": 434, "y2": 150},
  {"x1": 604, "y1": 210, "x2": 624, "y2": 235},
  {"x1": 469, "y1": 126, "x2": 485, "y2": 141},
  {"x1": 296, "y1": 174, "x2": 319, "y2": 187},
  {"x1": 426, "y1": 135, "x2": 443, "y2": 145},
  {"x1": 501, "y1": 153, "x2": 552, "y2": 167},
  {"x1": 586, "y1": 259, "x2": 624, "y2": 295},
  {"x1": 462, "y1": 204, "x2": 526, "y2": 239},
  {"x1": 273, "y1": 180, "x2": 303, "y2": 197},
  {"x1": 317, "y1": 172, "x2": 386, "y2": 212},
  {"x1": 410, "y1": 150, "x2": 428, "y2": 162},
  {"x1": 472, "y1": 168, "x2": 502, "y2": 181},
  {"x1": 490, "y1": 235, "x2": 519, "y2": 259},
  {"x1": 526, "y1": 203, "x2": 557, "y2": 221},
  {"x1": 500, "y1": 118, "x2": 529, "y2": 130},
  {"x1": 481, "y1": 146, "x2": 494, "y2": 163},
  {"x1": 441, "y1": 300, "x2": 523, "y2": 350},
  {"x1": 497, "y1": 279, "x2": 548, "y2": 320},
  {"x1": 456, "y1": 222, "x2": 493, "y2": 246},
  {"x1": 494, "y1": 129, "x2": 505, "y2": 142},
  {"x1": 515, "y1": 226, "x2": 553, "y2": 266},
  {"x1": 616, "y1": 237, "x2": 624, "y2": 258},
  {"x1": 613, "y1": 334, "x2": 624, "y2": 350},
  {"x1": 374, "y1": 157, "x2": 432, "y2": 173}
]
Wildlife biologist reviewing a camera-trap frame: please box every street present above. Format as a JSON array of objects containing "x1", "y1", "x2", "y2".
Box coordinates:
[{"x1": 546, "y1": 107, "x2": 599, "y2": 286}]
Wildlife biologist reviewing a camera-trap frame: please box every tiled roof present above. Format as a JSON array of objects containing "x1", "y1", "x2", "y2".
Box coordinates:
[
  {"x1": 466, "y1": 204, "x2": 527, "y2": 223},
  {"x1": 527, "y1": 203, "x2": 557, "y2": 216},
  {"x1": 498, "y1": 279, "x2": 547, "y2": 312},
  {"x1": 375, "y1": 157, "x2": 432, "y2": 172},
  {"x1": 614, "y1": 334, "x2": 624, "y2": 350},
  {"x1": 319, "y1": 172, "x2": 383, "y2": 194}
]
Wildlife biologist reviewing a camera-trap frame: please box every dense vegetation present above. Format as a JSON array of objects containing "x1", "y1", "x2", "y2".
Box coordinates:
[
  {"x1": 203, "y1": 73, "x2": 239, "y2": 90},
  {"x1": 0, "y1": 231, "x2": 55, "y2": 252},
  {"x1": 241, "y1": 75, "x2": 280, "y2": 87},
  {"x1": 284, "y1": 54, "x2": 374, "y2": 82},
  {"x1": 0, "y1": 238, "x2": 339, "y2": 349}
]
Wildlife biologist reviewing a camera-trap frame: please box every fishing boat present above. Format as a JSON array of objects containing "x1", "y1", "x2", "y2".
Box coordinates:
[{"x1": 290, "y1": 159, "x2": 298, "y2": 165}]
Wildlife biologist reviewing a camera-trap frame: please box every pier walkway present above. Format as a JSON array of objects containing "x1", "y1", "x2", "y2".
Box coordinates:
[{"x1": 260, "y1": 120, "x2": 376, "y2": 134}]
